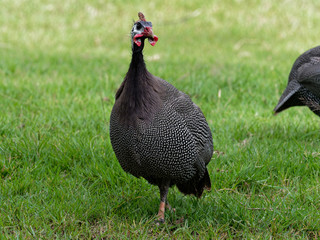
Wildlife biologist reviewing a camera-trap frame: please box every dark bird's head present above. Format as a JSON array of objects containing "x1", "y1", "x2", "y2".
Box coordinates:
[{"x1": 131, "y1": 12, "x2": 158, "y2": 49}]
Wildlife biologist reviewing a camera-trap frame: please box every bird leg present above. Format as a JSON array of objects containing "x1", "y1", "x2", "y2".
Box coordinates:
[
  {"x1": 157, "y1": 202, "x2": 166, "y2": 223},
  {"x1": 157, "y1": 180, "x2": 170, "y2": 223}
]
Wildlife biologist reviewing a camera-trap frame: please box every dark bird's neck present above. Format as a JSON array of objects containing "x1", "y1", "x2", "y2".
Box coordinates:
[
  {"x1": 127, "y1": 43, "x2": 148, "y2": 83},
  {"x1": 115, "y1": 41, "x2": 163, "y2": 126}
]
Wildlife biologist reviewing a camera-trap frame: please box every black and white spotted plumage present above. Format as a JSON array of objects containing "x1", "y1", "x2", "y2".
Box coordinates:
[
  {"x1": 110, "y1": 77, "x2": 213, "y2": 187},
  {"x1": 109, "y1": 16, "x2": 213, "y2": 221},
  {"x1": 274, "y1": 46, "x2": 320, "y2": 116}
]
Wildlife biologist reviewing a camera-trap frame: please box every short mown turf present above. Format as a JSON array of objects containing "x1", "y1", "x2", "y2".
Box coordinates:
[{"x1": 1, "y1": 0, "x2": 320, "y2": 238}]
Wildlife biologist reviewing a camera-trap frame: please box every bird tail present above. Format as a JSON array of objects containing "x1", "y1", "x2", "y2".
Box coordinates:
[{"x1": 176, "y1": 169, "x2": 211, "y2": 198}]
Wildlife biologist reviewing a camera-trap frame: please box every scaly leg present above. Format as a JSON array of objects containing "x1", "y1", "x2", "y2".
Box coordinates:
[{"x1": 157, "y1": 180, "x2": 170, "y2": 223}]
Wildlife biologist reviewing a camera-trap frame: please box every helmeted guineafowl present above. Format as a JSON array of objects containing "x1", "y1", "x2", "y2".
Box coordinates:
[
  {"x1": 274, "y1": 46, "x2": 320, "y2": 116},
  {"x1": 109, "y1": 12, "x2": 213, "y2": 223}
]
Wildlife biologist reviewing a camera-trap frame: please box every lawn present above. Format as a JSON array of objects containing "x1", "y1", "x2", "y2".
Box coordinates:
[{"x1": 1, "y1": 0, "x2": 320, "y2": 239}]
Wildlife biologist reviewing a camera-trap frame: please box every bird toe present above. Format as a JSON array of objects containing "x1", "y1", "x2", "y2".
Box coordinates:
[{"x1": 154, "y1": 218, "x2": 165, "y2": 226}]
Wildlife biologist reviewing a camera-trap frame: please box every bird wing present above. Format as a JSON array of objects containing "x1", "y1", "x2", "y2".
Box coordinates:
[
  {"x1": 183, "y1": 95, "x2": 212, "y2": 164},
  {"x1": 297, "y1": 62, "x2": 320, "y2": 98},
  {"x1": 168, "y1": 87, "x2": 213, "y2": 167},
  {"x1": 155, "y1": 77, "x2": 214, "y2": 162}
]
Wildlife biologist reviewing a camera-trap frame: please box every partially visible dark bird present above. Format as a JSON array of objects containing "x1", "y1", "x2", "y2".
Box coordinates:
[
  {"x1": 109, "y1": 12, "x2": 213, "y2": 223},
  {"x1": 274, "y1": 46, "x2": 320, "y2": 116}
]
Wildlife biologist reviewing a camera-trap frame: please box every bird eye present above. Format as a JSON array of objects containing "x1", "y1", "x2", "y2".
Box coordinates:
[{"x1": 136, "y1": 22, "x2": 142, "y2": 30}]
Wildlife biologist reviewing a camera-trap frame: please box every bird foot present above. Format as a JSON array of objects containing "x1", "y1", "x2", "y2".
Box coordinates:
[
  {"x1": 156, "y1": 201, "x2": 166, "y2": 225},
  {"x1": 154, "y1": 218, "x2": 165, "y2": 226}
]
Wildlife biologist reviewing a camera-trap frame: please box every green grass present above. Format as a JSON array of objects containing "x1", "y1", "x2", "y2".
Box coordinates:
[{"x1": 1, "y1": 0, "x2": 320, "y2": 238}]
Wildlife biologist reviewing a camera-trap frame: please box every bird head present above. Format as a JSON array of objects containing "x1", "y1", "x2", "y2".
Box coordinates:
[{"x1": 131, "y1": 12, "x2": 158, "y2": 47}]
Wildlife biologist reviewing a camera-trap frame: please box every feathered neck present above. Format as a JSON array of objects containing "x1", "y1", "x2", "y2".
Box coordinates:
[
  {"x1": 127, "y1": 42, "x2": 148, "y2": 82},
  {"x1": 115, "y1": 40, "x2": 164, "y2": 126}
]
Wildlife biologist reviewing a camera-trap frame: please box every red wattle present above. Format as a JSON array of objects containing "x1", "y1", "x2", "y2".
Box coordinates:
[
  {"x1": 133, "y1": 34, "x2": 144, "y2": 46},
  {"x1": 149, "y1": 35, "x2": 158, "y2": 46},
  {"x1": 135, "y1": 40, "x2": 142, "y2": 47}
]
